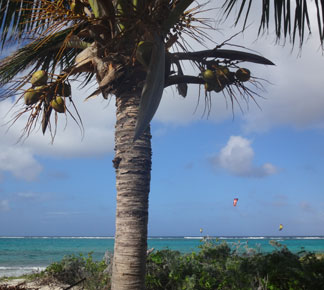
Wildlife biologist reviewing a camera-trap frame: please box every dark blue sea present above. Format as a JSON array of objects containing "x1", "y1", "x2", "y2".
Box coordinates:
[{"x1": 1, "y1": 236, "x2": 324, "y2": 277}]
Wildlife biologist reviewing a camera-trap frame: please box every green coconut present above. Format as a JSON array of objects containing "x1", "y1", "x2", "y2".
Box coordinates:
[
  {"x1": 216, "y1": 66, "x2": 230, "y2": 77},
  {"x1": 24, "y1": 86, "x2": 45, "y2": 105},
  {"x1": 235, "y1": 68, "x2": 251, "y2": 82},
  {"x1": 224, "y1": 71, "x2": 236, "y2": 85},
  {"x1": 51, "y1": 96, "x2": 65, "y2": 113},
  {"x1": 136, "y1": 41, "x2": 153, "y2": 68},
  {"x1": 214, "y1": 66, "x2": 229, "y2": 83},
  {"x1": 58, "y1": 82, "x2": 72, "y2": 97},
  {"x1": 30, "y1": 70, "x2": 48, "y2": 86},
  {"x1": 24, "y1": 88, "x2": 41, "y2": 105},
  {"x1": 204, "y1": 82, "x2": 214, "y2": 92},
  {"x1": 202, "y1": 69, "x2": 215, "y2": 82},
  {"x1": 213, "y1": 79, "x2": 225, "y2": 93}
]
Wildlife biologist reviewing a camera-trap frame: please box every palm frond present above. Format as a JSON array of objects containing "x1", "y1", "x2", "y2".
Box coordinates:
[
  {"x1": 1, "y1": 0, "x2": 49, "y2": 48},
  {"x1": 221, "y1": 0, "x2": 324, "y2": 48},
  {"x1": 0, "y1": 0, "x2": 93, "y2": 49},
  {"x1": 0, "y1": 26, "x2": 86, "y2": 87}
]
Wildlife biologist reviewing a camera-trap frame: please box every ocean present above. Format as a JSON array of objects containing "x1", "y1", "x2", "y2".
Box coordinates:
[{"x1": 1, "y1": 236, "x2": 324, "y2": 278}]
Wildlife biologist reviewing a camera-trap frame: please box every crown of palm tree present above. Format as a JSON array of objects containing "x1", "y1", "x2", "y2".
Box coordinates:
[{"x1": 1, "y1": 0, "x2": 323, "y2": 141}]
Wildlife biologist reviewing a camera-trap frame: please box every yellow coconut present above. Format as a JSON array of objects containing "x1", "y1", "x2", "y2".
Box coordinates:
[
  {"x1": 51, "y1": 96, "x2": 65, "y2": 113},
  {"x1": 235, "y1": 68, "x2": 251, "y2": 82},
  {"x1": 30, "y1": 70, "x2": 48, "y2": 86},
  {"x1": 24, "y1": 88, "x2": 42, "y2": 105},
  {"x1": 136, "y1": 41, "x2": 153, "y2": 68},
  {"x1": 202, "y1": 69, "x2": 215, "y2": 82}
]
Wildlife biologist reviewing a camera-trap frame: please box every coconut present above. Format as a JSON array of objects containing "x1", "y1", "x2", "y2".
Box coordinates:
[
  {"x1": 51, "y1": 96, "x2": 65, "y2": 113},
  {"x1": 24, "y1": 86, "x2": 45, "y2": 105},
  {"x1": 30, "y1": 70, "x2": 48, "y2": 86},
  {"x1": 215, "y1": 66, "x2": 230, "y2": 84},
  {"x1": 24, "y1": 88, "x2": 41, "y2": 105},
  {"x1": 216, "y1": 66, "x2": 230, "y2": 77},
  {"x1": 224, "y1": 71, "x2": 236, "y2": 85},
  {"x1": 58, "y1": 82, "x2": 72, "y2": 97},
  {"x1": 202, "y1": 69, "x2": 215, "y2": 82},
  {"x1": 235, "y1": 68, "x2": 251, "y2": 82},
  {"x1": 213, "y1": 79, "x2": 225, "y2": 93},
  {"x1": 136, "y1": 41, "x2": 153, "y2": 68},
  {"x1": 204, "y1": 82, "x2": 214, "y2": 92}
]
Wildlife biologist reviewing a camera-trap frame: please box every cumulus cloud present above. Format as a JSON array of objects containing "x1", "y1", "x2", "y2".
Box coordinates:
[
  {"x1": 1, "y1": 10, "x2": 324, "y2": 182},
  {"x1": 0, "y1": 200, "x2": 10, "y2": 212},
  {"x1": 155, "y1": 6, "x2": 324, "y2": 133},
  {"x1": 0, "y1": 146, "x2": 42, "y2": 181},
  {"x1": 211, "y1": 136, "x2": 278, "y2": 177}
]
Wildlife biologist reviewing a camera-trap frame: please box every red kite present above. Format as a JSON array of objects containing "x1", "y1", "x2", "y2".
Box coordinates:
[{"x1": 233, "y1": 198, "x2": 238, "y2": 207}]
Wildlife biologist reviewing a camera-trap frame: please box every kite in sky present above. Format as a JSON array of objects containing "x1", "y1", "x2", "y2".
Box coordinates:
[
  {"x1": 279, "y1": 224, "x2": 283, "y2": 231},
  {"x1": 233, "y1": 198, "x2": 238, "y2": 207}
]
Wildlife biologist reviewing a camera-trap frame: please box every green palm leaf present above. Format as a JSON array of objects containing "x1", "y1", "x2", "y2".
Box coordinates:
[
  {"x1": 0, "y1": 26, "x2": 86, "y2": 87},
  {"x1": 222, "y1": 0, "x2": 324, "y2": 48},
  {"x1": 0, "y1": 0, "x2": 61, "y2": 48}
]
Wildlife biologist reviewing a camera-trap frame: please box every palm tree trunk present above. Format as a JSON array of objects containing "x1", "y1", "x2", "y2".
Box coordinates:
[{"x1": 111, "y1": 91, "x2": 152, "y2": 290}]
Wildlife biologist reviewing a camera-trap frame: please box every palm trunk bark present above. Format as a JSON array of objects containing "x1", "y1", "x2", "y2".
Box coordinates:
[{"x1": 111, "y1": 91, "x2": 152, "y2": 290}]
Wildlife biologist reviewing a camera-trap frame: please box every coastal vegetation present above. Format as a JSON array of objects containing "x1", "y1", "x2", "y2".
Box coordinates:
[
  {"x1": 1, "y1": 1, "x2": 324, "y2": 289},
  {"x1": 2, "y1": 240, "x2": 324, "y2": 290}
]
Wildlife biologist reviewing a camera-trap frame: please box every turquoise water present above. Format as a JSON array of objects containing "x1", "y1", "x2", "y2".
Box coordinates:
[{"x1": 1, "y1": 236, "x2": 324, "y2": 277}]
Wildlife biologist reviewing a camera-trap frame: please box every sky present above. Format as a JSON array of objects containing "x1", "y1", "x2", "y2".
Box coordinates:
[{"x1": 0, "y1": 2, "x2": 324, "y2": 237}]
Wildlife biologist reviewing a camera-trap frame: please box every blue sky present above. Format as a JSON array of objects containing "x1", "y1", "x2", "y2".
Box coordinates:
[{"x1": 0, "y1": 3, "x2": 324, "y2": 237}]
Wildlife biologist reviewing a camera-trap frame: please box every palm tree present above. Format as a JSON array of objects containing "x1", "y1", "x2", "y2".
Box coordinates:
[{"x1": 0, "y1": 1, "x2": 323, "y2": 289}]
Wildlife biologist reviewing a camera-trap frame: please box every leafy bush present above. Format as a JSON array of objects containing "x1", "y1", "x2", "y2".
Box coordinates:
[
  {"x1": 145, "y1": 240, "x2": 324, "y2": 290},
  {"x1": 38, "y1": 241, "x2": 324, "y2": 290},
  {"x1": 45, "y1": 252, "x2": 110, "y2": 289}
]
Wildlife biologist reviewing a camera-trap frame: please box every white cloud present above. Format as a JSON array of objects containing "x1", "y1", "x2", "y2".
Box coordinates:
[
  {"x1": 156, "y1": 5, "x2": 324, "y2": 134},
  {"x1": 0, "y1": 145, "x2": 42, "y2": 181},
  {"x1": 0, "y1": 82, "x2": 116, "y2": 180},
  {"x1": 0, "y1": 200, "x2": 10, "y2": 212},
  {"x1": 1, "y1": 9, "x2": 324, "y2": 182},
  {"x1": 155, "y1": 86, "x2": 232, "y2": 126},
  {"x1": 240, "y1": 46, "x2": 324, "y2": 133},
  {"x1": 212, "y1": 135, "x2": 278, "y2": 177}
]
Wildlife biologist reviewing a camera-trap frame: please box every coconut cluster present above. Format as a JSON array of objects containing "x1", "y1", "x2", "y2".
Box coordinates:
[
  {"x1": 24, "y1": 70, "x2": 48, "y2": 106},
  {"x1": 24, "y1": 70, "x2": 71, "y2": 114},
  {"x1": 201, "y1": 66, "x2": 251, "y2": 93}
]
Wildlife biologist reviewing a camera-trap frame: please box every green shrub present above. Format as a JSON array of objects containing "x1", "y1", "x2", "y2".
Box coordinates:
[
  {"x1": 45, "y1": 252, "x2": 110, "y2": 289},
  {"x1": 145, "y1": 240, "x2": 324, "y2": 290},
  {"x1": 38, "y1": 241, "x2": 324, "y2": 290}
]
